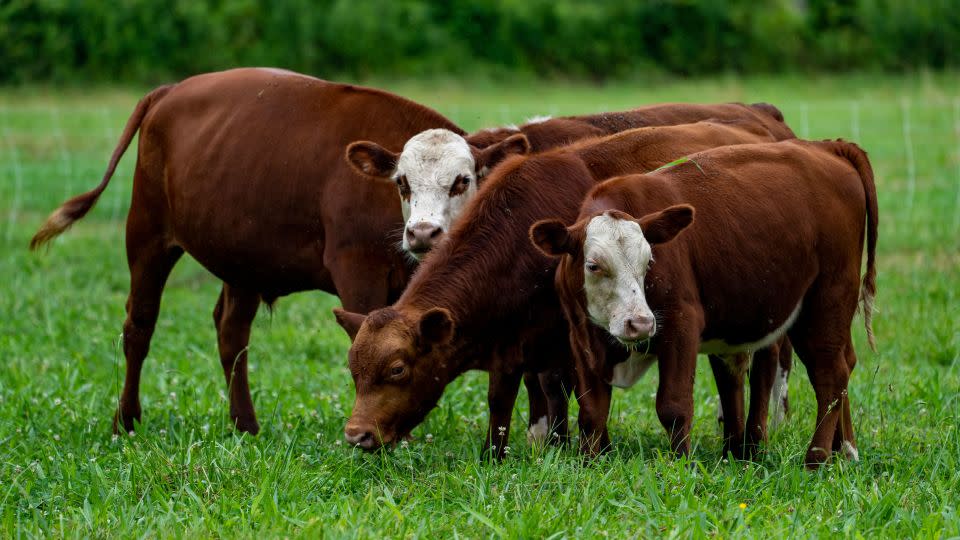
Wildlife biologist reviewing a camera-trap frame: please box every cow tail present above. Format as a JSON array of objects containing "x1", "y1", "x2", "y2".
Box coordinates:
[
  {"x1": 832, "y1": 140, "x2": 879, "y2": 351},
  {"x1": 29, "y1": 84, "x2": 174, "y2": 250}
]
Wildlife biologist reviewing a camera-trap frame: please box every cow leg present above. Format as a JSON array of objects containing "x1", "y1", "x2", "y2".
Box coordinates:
[
  {"x1": 709, "y1": 354, "x2": 748, "y2": 459},
  {"x1": 540, "y1": 366, "x2": 574, "y2": 444},
  {"x1": 769, "y1": 337, "x2": 793, "y2": 429},
  {"x1": 484, "y1": 368, "x2": 522, "y2": 461},
  {"x1": 655, "y1": 333, "x2": 699, "y2": 457},
  {"x1": 790, "y1": 316, "x2": 857, "y2": 468},
  {"x1": 213, "y1": 284, "x2": 261, "y2": 435},
  {"x1": 832, "y1": 336, "x2": 858, "y2": 461},
  {"x1": 574, "y1": 362, "x2": 613, "y2": 458},
  {"x1": 114, "y1": 240, "x2": 183, "y2": 434},
  {"x1": 745, "y1": 345, "x2": 779, "y2": 457},
  {"x1": 789, "y1": 272, "x2": 861, "y2": 469},
  {"x1": 524, "y1": 333, "x2": 574, "y2": 446},
  {"x1": 523, "y1": 372, "x2": 551, "y2": 445}
]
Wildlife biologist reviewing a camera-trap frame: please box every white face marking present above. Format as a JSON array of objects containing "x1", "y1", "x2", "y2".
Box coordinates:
[
  {"x1": 583, "y1": 214, "x2": 656, "y2": 346},
  {"x1": 394, "y1": 129, "x2": 478, "y2": 257}
]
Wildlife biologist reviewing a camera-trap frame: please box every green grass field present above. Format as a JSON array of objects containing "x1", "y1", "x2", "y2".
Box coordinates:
[{"x1": 1, "y1": 73, "x2": 958, "y2": 538}]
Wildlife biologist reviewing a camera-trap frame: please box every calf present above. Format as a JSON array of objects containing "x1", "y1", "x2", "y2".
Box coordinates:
[
  {"x1": 345, "y1": 102, "x2": 795, "y2": 258},
  {"x1": 531, "y1": 139, "x2": 877, "y2": 467},
  {"x1": 334, "y1": 119, "x2": 787, "y2": 458},
  {"x1": 30, "y1": 68, "x2": 467, "y2": 435}
]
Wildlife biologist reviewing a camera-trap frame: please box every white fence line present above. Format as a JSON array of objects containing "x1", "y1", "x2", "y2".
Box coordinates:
[
  {"x1": 2, "y1": 109, "x2": 24, "y2": 243},
  {"x1": 954, "y1": 98, "x2": 960, "y2": 233},
  {"x1": 899, "y1": 98, "x2": 916, "y2": 220}
]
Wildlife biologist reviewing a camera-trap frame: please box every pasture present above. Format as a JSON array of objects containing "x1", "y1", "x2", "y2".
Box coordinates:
[{"x1": 1, "y1": 74, "x2": 958, "y2": 537}]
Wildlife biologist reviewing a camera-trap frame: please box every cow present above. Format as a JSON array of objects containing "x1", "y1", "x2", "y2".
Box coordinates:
[
  {"x1": 333, "y1": 118, "x2": 793, "y2": 459},
  {"x1": 344, "y1": 102, "x2": 797, "y2": 444},
  {"x1": 29, "y1": 68, "x2": 477, "y2": 436},
  {"x1": 529, "y1": 139, "x2": 877, "y2": 467},
  {"x1": 344, "y1": 102, "x2": 796, "y2": 258}
]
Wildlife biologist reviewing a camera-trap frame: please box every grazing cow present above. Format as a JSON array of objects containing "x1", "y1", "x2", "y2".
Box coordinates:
[
  {"x1": 334, "y1": 119, "x2": 792, "y2": 458},
  {"x1": 29, "y1": 68, "x2": 472, "y2": 435},
  {"x1": 345, "y1": 102, "x2": 796, "y2": 257},
  {"x1": 530, "y1": 139, "x2": 877, "y2": 467}
]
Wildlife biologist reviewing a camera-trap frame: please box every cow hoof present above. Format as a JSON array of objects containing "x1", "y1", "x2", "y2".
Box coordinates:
[
  {"x1": 804, "y1": 446, "x2": 830, "y2": 469},
  {"x1": 113, "y1": 407, "x2": 141, "y2": 434},
  {"x1": 232, "y1": 417, "x2": 260, "y2": 436}
]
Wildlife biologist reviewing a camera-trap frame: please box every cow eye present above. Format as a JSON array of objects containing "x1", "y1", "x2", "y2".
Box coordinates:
[
  {"x1": 395, "y1": 176, "x2": 411, "y2": 199},
  {"x1": 449, "y1": 175, "x2": 471, "y2": 196},
  {"x1": 585, "y1": 260, "x2": 603, "y2": 274},
  {"x1": 388, "y1": 364, "x2": 407, "y2": 379}
]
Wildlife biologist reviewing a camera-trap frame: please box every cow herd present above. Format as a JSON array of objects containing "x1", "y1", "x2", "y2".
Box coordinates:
[{"x1": 31, "y1": 68, "x2": 877, "y2": 468}]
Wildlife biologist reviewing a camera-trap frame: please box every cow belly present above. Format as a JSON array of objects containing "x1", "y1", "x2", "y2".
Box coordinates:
[{"x1": 699, "y1": 301, "x2": 801, "y2": 355}]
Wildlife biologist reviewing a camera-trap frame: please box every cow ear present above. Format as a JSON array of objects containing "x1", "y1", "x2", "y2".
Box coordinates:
[
  {"x1": 346, "y1": 141, "x2": 398, "y2": 178},
  {"x1": 530, "y1": 219, "x2": 575, "y2": 257},
  {"x1": 637, "y1": 204, "x2": 695, "y2": 245},
  {"x1": 333, "y1": 308, "x2": 367, "y2": 341},
  {"x1": 419, "y1": 307, "x2": 454, "y2": 346},
  {"x1": 474, "y1": 134, "x2": 530, "y2": 176}
]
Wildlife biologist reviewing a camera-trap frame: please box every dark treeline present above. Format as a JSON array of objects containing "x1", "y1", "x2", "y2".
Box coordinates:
[{"x1": 2, "y1": 0, "x2": 958, "y2": 84}]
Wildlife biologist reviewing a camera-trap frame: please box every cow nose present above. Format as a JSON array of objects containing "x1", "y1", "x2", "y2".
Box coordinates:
[
  {"x1": 406, "y1": 222, "x2": 443, "y2": 252},
  {"x1": 624, "y1": 315, "x2": 655, "y2": 339},
  {"x1": 344, "y1": 424, "x2": 377, "y2": 450}
]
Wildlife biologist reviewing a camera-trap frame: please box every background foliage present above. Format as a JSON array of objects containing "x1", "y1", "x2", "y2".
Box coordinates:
[{"x1": 2, "y1": 0, "x2": 959, "y2": 84}]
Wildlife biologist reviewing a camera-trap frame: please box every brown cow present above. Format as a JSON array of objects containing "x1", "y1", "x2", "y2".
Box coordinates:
[
  {"x1": 531, "y1": 139, "x2": 877, "y2": 467},
  {"x1": 29, "y1": 68, "x2": 470, "y2": 435},
  {"x1": 341, "y1": 102, "x2": 796, "y2": 445},
  {"x1": 344, "y1": 102, "x2": 795, "y2": 257},
  {"x1": 334, "y1": 119, "x2": 794, "y2": 458}
]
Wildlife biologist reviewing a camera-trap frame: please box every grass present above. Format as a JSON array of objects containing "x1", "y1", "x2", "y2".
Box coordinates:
[{"x1": 1, "y1": 73, "x2": 959, "y2": 538}]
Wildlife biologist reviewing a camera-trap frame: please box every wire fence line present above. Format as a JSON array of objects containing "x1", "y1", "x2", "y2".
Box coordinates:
[{"x1": 2, "y1": 100, "x2": 959, "y2": 246}]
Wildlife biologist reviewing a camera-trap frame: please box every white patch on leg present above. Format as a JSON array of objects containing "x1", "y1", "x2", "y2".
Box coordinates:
[
  {"x1": 769, "y1": 363, "x2": 790, "y2": 430},
  {"x1": 526, "y1": 415, "x2": 550, "y2": 445},
  {"x1": 717, "y1": 399, "x2": 725, "y2": 424},
  {"x1": 609, "y1": 352, "x2": 656, "y2": 388},
  {"x1": 841, "y1": 440, "x2": 859, "y2": 462}
]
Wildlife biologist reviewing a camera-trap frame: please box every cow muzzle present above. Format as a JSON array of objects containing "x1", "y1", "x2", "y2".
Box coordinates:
[
  {"x1": 344, "y1": 423, "x2": 384, "y2": 451},
  {"x1": 405, "y1": 222, "x2": 443, "y2": 255},
  {"x1": 616, "y1": 314, "x2": 656, "y2": 344}
]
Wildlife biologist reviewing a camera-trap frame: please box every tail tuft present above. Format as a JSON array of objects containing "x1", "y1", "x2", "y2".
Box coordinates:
[
  {"x1": 29, "y1": 194, "x2": 98, "y2": 249},
  {"x1": 28, "y1": 84, "x2": 173, "y2": 251}
]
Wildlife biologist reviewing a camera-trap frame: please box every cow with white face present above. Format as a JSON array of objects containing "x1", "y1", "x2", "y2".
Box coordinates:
[
  {"x1": 346, "y1": 129, "x2": 530, "y2": 258},
  {"x1": 581, "y1": 209, "x2": 674, "y2": 346},
  {"x1": 346, "y1": 102, "x2": 798, "y2": 259}
]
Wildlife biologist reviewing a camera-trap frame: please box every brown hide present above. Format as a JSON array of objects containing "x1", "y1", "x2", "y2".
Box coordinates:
[
  {"x1": 549, "y1": 139, "x2": 878, "y2": 466},
  {"x1": 466, "y1": 102, "x2": 795, "y2": 152},
  {"x1": 30, "y1": 68, "x2": 464, "y2": 435},
  {"x1": 342, "y1": 119, "x2": 783, "y2": 455}
]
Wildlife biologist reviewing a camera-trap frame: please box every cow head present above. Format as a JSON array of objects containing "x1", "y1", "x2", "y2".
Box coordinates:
[
  {"x1": 333, "y1": 306, "x2": 457, "y2": 450},
  {"x1": 531, "y1": 205, "x2": 694, "y2": 347},
  {"x1": 346, "y1": 129, "x2": 530, "y2": 259}
]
